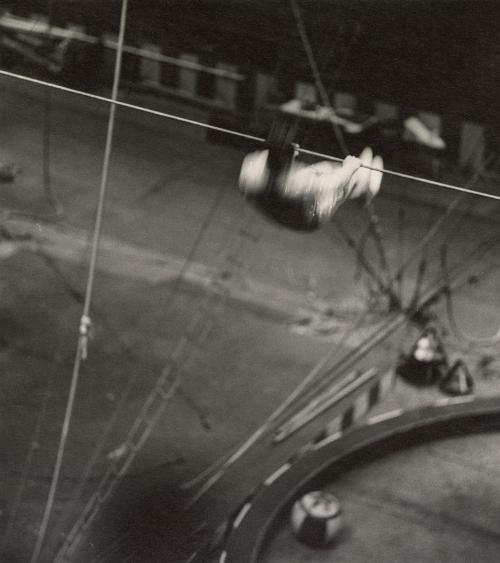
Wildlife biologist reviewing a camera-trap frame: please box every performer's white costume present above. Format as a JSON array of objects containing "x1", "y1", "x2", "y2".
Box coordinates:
[{"x1": 239, "y1": 146, "x2": 383, "y2": 226}]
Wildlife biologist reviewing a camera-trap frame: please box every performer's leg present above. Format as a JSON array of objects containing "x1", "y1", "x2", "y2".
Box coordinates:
[{"x1": 238, "y1": 150, "x2": 270, "y2": 196}]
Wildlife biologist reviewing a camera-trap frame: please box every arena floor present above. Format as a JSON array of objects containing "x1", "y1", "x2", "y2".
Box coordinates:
[
  {"x1": 261, "y1": 428, "x2": 500, "y2": 563},
  {"x1": 1, "y1": 76, "x2": 500, "y2": 563}
]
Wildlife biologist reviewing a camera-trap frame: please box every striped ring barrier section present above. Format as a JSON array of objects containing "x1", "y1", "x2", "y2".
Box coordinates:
[
  {"x1": 219, "y1": 396, "x2": 500, "y2": 563},
  {"x1": 309, "y1": 368, "x2": 395, "y2": 445},
  {"x1": 273, "y1": 368, "x2": 394, "y2": 444}
]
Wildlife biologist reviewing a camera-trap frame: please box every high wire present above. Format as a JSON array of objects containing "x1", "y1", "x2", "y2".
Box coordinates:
[
  {"x1": 299, "y1": 147, "x2": 500, "y2": 202},
  {"x1": 29, "y1": 1, "x2": 129, "y2": 562},
  {"x1": 1, "y1": 67, "x2": 500, "y2": 203},
  {"x1": 0, "y1": 68, "x2": 262, "y2": 141}
]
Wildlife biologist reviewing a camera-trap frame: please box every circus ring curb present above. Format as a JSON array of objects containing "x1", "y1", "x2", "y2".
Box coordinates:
[{"x1": 219, "y1": 396, "x2": 500, "y2": 563}]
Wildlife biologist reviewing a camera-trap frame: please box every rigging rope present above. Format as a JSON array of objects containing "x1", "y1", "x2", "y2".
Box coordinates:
[
  {"x1": 54, "y1": 204, "x2": 261, "y2": 562},
  {"x1": 289, "y1": 0, "x2": 394, "y2": 305},
  {"x1": 388, "y1": 152, "x2": 497, "y2": 286},
  {"x1": 290, "y1": 0, "x2": 349, "y2": 155},
  {"x1": 183, "y1": 227, "x2": 500, "y2": 504},
  {"x1": 182, "y1": 305, "x2": 376, "y2": 501},
  {"x1": 1, "y1": 68, "x2": 500, "y2": 203},
  {"x1": 29, "y1": 1, "x2": 129, "y2": 561},
  {"x1": 42, "y1": 89, "x2": 65, "y2": 217},
  {"x1": 52, "y1": 164, "x2": 235, "y2": 562},
  {"x1": 41, "y1": 0, "x2": 64, "y2": 217}
]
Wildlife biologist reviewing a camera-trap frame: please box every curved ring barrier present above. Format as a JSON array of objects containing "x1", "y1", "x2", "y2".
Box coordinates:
[{"x1": 220, "y1": 396, "x2": 500, "y2": 563}]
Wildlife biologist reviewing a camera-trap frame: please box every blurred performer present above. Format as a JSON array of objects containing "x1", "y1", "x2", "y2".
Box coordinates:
[{"x1": 239, "y1": 142, "x2": 383, "y2": 230}]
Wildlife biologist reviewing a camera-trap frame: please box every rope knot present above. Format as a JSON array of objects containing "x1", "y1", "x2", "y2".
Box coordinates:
[{"x1": 79, "y1": 315, "x2": 92, "y2": 360}]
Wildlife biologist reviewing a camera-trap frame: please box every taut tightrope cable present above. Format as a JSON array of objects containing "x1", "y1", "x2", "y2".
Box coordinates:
[
  {"x1": 1, "y1": 68, "x2": 499, "y2": 202},
  {"x1": 299, "y1": 147, "x2": 500, "y2": 202},
  {"x1": 0, "y1": 68, "x2": 262, "y2": 142}
]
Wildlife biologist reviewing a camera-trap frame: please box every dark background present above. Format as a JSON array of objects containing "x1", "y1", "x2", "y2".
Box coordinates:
[{"x1": 3, "y1": 1, "x2": 500, "y2": 120}]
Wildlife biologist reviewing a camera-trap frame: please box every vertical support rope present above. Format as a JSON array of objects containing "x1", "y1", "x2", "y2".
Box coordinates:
[
  {"x1": 290, "y1": 0, "x2": 349, "y2": 156},
  {"x1": 82, "y1": 1, "x2": 127, "y2": 322},
  {"x1": 290, "y1": 0, "x2": 395, "y2": 305},
  {"x1": 42, "y1": 0, "x2": 63, "y2": 217},
  {"x1": 29, "y1": 2, "x2": 129, "y2": 562},
  {"x1": 42, "y1": 88, "x2": 64, "y2": 216}
]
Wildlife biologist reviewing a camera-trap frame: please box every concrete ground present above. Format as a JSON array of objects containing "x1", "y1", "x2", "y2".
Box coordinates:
[{"x1": 0, "y1": 75, "x2": 500, "y2": 563}]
